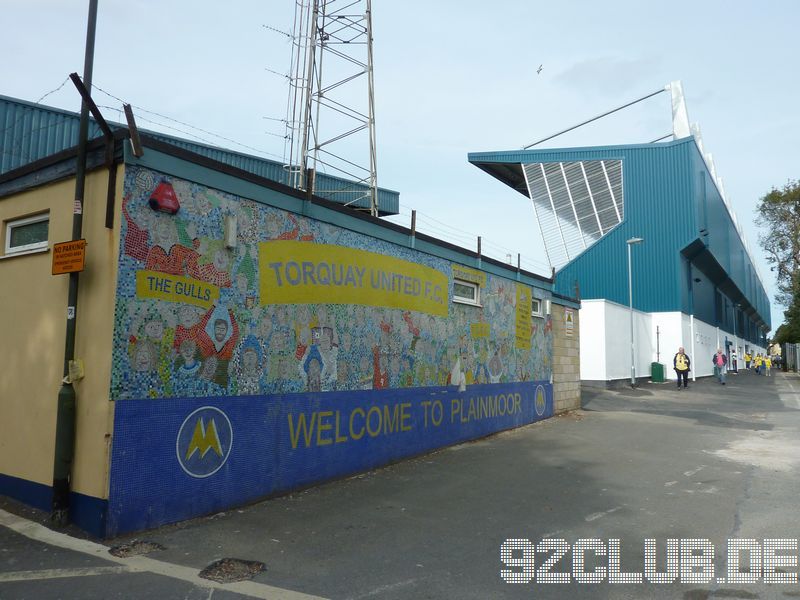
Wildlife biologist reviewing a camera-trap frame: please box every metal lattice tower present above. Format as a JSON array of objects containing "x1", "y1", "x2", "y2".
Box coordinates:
[{"x1": 285, "y1": 0, "x2": 378, "y2": 216}]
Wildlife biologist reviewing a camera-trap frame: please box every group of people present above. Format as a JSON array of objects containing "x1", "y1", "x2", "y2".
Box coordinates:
[
  {"x1": 742, "y1": 352, "x2": 775, "y2": 376},
  {"x1": 672, "y1": 346, "x2": 778, "y2": 389}
]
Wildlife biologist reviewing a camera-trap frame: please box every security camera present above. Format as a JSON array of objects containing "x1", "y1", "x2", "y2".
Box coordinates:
[{"x1": 149, "y1": 181, "x2": 180, "y2": 214}]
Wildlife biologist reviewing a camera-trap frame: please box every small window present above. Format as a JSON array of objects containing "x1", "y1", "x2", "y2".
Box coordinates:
[
  {"x1": 453, "y1": 279, "x2": 480, "y2": 306},
  {"x1": 532, "y1": 297, "x2": 543, "y2": 318},
  {"x1": 5, "y1": 213, "x2": 49, "y2": 255}
]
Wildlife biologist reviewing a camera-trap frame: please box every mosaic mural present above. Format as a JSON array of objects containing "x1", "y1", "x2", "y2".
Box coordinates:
[{"x1": 111, "y1": 166, "x2": 553, "y2": 400}]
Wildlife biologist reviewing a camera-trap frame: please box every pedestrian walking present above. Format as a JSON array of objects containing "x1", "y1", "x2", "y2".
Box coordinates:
[
  {"x1": 673, "y1": 346, "x2": 691, "y2": 389},
  {"x1": 712, "y1": 349, "x2": 727, "y2": 384},
  {"x1": 754, "y1": 354, "x2": 762, "y2": 375},
  {"x1": 744, "y1": 352, "x2": 752, "y2": 369},
  {"x1": 765, "y1": 355, "x2": 772, "y2": 377}
]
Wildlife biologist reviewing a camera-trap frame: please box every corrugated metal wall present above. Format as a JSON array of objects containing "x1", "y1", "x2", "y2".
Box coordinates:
[
  {"x1": 0, "y1": 95, "x2": 103, "y2": 173},
  {"x1": 544, "y1": 139, "x2": 770, "y2": 342},
  {"x1": 0, "y1": 94, "x2": 399, "y2": 215}
]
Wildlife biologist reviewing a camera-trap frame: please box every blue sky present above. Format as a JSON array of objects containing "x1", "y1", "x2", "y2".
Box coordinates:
[{"x1": 3, "y1": 0, "x2": 798, "y2": 329}]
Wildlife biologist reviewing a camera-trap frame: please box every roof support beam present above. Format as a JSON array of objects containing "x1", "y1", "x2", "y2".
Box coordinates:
[
  {"x1": 540, "y1": 163, "x2": 570, "y2": 262},
  {"x1": 560, "y1": 162, "x2": 586, "y2": 249},
  {"x1": 522, "y1": 162, "x2": 552, "y2": 269},
  {"x1": 580, "y1": 161, "x2": 604, "y2": 235},
  {"x1": 601, "y1": 160, "x2": 622, "y2": 222}
]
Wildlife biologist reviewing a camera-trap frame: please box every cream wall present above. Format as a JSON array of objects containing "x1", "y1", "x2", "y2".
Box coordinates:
[
  {"x1": 0, "y1": 166, "x2": 121, "y2": 500},
  {"x1": 551, "y1": 303, "x2": 581, "y2": 413}
]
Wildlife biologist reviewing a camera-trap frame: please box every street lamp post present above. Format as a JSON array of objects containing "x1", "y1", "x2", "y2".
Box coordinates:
[
  {"x1": 732, "y1": 303, "x2": 738, "y2": 370},
  {"x1": 627, "y1": 237, "x2": 644, "y2": 386}
]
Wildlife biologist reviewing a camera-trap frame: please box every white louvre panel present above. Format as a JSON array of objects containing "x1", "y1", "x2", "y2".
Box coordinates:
[{"x1": 522, "y1": 159, "x2": 624, "y2": 271}]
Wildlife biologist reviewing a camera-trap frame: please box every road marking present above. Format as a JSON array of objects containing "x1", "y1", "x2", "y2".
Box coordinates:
[
  {"x1": 541, "y1": 530, "x2": 564, "y2": 538},
  {"x1": 0, "y1": 509, "x2": 328, "y2": 600},
  {"x1": 350, "y1": 579, "x2": 419, "y2": 599},
  {"x1": 0, "y1": 566, "x2": 130, "y2": 582},
  {"x1": 683, "y1": 466, "x2": 705, "y2": 477},
  {"x1": 584, "y1": 506, "x2": 622, "y2": 522}
]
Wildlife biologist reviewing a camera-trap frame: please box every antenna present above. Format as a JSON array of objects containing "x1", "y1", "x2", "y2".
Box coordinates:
[{"x1": 285, "y1": 0, "x2": 378, "y2": 216}]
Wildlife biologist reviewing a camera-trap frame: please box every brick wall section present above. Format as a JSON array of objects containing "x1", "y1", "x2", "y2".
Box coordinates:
[{"x1": 551, "y1": 304, "x2": 581, "y2": 413}]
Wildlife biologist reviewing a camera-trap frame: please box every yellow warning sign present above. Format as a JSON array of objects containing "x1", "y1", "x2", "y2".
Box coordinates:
[
  {"x1": 52, "y1": 239, "x2": 86, "y2": 275},
  {"x1": 565, "y1": 308, "x2": 575, "y2": 337}
]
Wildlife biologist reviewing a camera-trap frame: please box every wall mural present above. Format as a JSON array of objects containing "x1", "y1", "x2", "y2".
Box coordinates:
[{"x1": 111, "y1": 166, "x2": 553, "y2": 400}]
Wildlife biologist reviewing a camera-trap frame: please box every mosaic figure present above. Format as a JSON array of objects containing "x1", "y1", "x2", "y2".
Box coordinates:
[{"x1": 112, "y1": 166, "x2": 554, "y2": 400}]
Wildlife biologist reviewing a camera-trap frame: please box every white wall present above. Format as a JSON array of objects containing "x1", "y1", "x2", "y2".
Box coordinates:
[
  {"x1": 652, "y1": 312, "x2": 683, "y2": 370},
  {"x1": 688, "y1": 316, "x2": 719, "y2": 379},
  {"x1": 578, "y1": 300, "x2": 767, "y2": 382},
  {"x1": 579, "y1": 300, "x2": 607, "y2": 380},
  {"x1": 579, "y1": 299, "x2": 653, "y2": 381}
]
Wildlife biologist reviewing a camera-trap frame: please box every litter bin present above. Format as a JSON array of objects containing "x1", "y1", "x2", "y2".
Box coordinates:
[{"x1": 651, "y1": 362, "x2": 665, "y2": 383}]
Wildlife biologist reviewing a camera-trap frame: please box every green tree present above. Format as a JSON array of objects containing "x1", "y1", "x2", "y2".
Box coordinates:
[
  {"x1": 773, "y1": 277, "x2": 800, "y2": 344},
  {"x1": 756, "y1": 179, "x2": 800, "y2": 307}
]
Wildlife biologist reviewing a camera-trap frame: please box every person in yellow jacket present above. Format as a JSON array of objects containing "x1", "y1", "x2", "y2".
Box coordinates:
[
  {"x1": 673, "y1": 346, "x2": 691, "y2": 389},
  {"x1": 765, "y1": 355, "x2": 772, "y2": 377},
  {"x1": 754, "y1": 354, "x2": 763, "y2": 374},
  {"x1": 744, "y1": 352, "x2": 752, "y2": 369}
]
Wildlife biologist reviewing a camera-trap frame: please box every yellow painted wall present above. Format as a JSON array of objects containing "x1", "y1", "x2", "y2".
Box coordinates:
[{"x1": 0, "y1": 166, "x2": 122, "y2": 499}]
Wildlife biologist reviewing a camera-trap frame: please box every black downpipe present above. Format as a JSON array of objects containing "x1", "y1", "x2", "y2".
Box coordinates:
[{"x1": 52, "y1": 0, "x2": 98, "y2": 527}]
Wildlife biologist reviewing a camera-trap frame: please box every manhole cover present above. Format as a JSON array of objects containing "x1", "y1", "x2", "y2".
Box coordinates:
[
  {"x1": 108, "y1": 540, "x2": 166, "y2": 557},
  {"x1": 199, "y1": 558, "x2": 266, "y2": 583}
]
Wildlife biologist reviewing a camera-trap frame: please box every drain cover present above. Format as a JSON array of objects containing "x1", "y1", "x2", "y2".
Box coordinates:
[
  {"x1": 108, "y1": 540, "x2": 166, "y2": 558},
  {"x1": 199, "y1": 558, "x2": 266, "y2": 583}
]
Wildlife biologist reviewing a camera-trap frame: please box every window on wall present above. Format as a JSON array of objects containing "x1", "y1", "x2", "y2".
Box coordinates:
[
  {"x1": 4, "y1": 213, "x2": 49, "y2": 255},
  {"x1": 532, "y1": 297, "x2": 543, "y2": 318},
  {"x1": 453, "y1": 279, "x2": 480, "y2": 306}
]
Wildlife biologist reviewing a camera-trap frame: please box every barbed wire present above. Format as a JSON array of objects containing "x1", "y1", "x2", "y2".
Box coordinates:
[
  {"x1": 262, "y1": 23, "x2": 293, "y2": 38},
  {"x1": 91, "y1": 82, "x2": 286, "y2": 161},
  {"x1": 384, "y1": 207, "x2": 551, "y2": 274},
  {"x1": 35, "y1": 75, "x2": 71, "y2": 104}
]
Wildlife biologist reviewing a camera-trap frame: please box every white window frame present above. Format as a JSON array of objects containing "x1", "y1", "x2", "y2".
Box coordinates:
[
  {"x1": 452, "y1": 278, "x2": 481, "y2": 306},
  {"x1": 4, "y1": 213, "x2": 49, "y2": 255},
  {"x1": 532, "y1": 297, "x2": 544, "y2": 318}
]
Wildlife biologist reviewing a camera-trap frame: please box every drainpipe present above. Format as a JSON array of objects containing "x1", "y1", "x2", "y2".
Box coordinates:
[{"x1": 52, "y1": 0, "x2": 98, "y2": 527}]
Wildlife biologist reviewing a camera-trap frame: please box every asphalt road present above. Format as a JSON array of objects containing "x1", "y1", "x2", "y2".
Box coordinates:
[{"x1": 3, "y1": 369, "x2": 800, "y2": 599}]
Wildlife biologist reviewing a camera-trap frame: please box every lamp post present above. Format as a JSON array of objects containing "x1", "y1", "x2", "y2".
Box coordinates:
[
  {"x1": 733, "y1": 303, "x2": 739, "y2": 367},
  {"x1": 627, "y1": 237, "x2": 644, "y2": 386}
]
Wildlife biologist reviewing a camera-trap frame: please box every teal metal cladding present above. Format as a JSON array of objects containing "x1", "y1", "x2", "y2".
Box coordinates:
[
  {"x1": 0, "y1": 94, "x2": 399, "y2": 215},
  {"x1": 470, "y1": 138, "x2": 771, "y2": 342}
]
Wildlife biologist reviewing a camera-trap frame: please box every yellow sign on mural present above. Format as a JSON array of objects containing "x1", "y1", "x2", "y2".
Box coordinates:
[
  {"x1": 452, "y1": 263, "x2": 487, "y2": 287},
  {"x1": 136, "y1": 271, "x2": 220, "y2": 309},
  {"x1": 470, "y1": 322, "x2": 491, "y2": 339},
  {"x1": 515, "y1": 283, "x2": 532, "y2": 350},
  {"x1": 259, "y1": 241, "x2": 449, "y2": 316}
]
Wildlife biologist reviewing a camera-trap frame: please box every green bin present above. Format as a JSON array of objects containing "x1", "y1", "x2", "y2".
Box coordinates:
[{"x1": 651, "y1": 362, "x2": 665, "y2": 383}]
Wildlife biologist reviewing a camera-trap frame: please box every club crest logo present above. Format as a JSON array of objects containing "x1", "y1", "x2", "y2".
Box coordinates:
[
  {"x1": 535, "y1": 385, "x2": 547, "y2": 416},
  {"x1": 176, "y1": 406, "x2": 233, "y2": 478}
]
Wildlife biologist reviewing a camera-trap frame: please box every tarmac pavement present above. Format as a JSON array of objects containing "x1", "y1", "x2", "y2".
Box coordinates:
[{"x1": 3, "y1": 368, "x2": 800, "y2": 599}]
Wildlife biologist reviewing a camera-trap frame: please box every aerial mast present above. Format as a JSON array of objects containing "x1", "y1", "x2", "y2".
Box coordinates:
[{"x1": 286, "y1": 0, "x2": 378, "y2": 216}]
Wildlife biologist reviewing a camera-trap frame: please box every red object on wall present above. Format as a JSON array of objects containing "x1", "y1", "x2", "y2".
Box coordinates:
[{"x1": 149, "y1": 181, "x2": 180, "y2": 214}]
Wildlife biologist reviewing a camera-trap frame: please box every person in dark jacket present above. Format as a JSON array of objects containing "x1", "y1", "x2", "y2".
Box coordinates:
[
  {"x1": 673, "y1": 347, "x2": 691, "y2": 389},
  {"x1": 712, "y1": 349, "x2": 728, "y2": 384}
]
